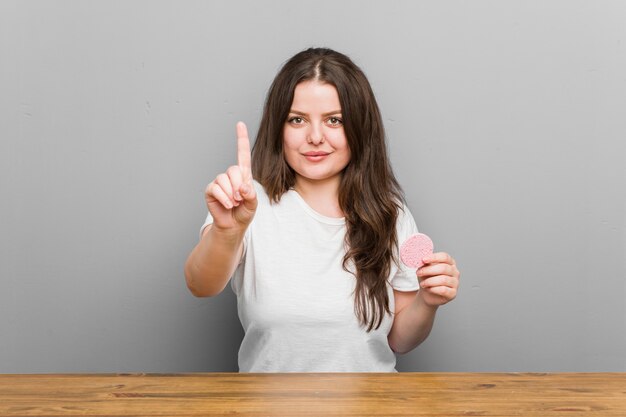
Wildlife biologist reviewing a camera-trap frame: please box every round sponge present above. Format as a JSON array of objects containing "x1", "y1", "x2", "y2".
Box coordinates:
[{"x1": 400, "y1": 233, "x2": 434, "y2": 269}]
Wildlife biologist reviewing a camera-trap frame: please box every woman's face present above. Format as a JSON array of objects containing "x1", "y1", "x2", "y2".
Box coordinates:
[{"x1": 282, "y1": 80, "x2": 351, "y2": 189}]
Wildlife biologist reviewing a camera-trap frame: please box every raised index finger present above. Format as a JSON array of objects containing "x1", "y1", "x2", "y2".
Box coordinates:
[{"x1": 236, "y1": 121, "x2": 252, "y2": 182}]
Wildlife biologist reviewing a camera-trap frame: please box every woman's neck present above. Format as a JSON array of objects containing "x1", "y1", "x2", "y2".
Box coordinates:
[{"x1": 293, "y1": 176, "x2": 344, "y2": 218}]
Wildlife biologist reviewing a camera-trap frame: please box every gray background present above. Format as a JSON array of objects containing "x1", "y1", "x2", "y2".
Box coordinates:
[{"x1": 1, "y1": 0, "x2": 625, "y2": 373}]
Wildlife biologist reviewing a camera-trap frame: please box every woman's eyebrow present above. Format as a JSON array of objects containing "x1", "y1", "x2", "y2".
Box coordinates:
[{"x1": 289, "y1": 109, "x2": 343, "y2": 117}]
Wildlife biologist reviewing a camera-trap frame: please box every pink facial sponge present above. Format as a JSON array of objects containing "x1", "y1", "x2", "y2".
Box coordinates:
[{"x1": 400, "y1": 233, "x2": 434, "y2": 269}]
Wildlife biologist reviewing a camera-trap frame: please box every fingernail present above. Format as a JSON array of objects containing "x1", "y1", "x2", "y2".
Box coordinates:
[
  {"x1": 240, "y1": 184, "x2": 250, "y2": 195},
  {"x1": 225, "y1": 201, "x2": 233, "y2": 209},
  {"x1": 234, "y1": 191, "x2": 242, "y2": 201}
]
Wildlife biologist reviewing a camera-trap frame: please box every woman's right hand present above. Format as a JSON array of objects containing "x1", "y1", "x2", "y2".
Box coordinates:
[{"x1": 205, "y1": 122, "x2": 258, "y2": 233}]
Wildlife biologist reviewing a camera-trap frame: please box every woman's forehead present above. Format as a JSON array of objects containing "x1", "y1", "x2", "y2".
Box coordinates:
[{"x1": 290, "y1": 81, "x2": 341, "y2": 112}]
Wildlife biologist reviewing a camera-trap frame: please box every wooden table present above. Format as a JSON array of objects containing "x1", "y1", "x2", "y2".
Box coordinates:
[{"x1": 1, "y1": 373, "x2": 624, "y2": 416}]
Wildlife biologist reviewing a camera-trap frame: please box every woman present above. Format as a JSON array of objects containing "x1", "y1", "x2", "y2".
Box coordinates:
[{"x1": 184, "y1": 48, "x2": 460, "y2": 372}]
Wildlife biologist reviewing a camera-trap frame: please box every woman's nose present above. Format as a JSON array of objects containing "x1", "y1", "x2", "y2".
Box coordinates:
[{"x1": 307, "y1": 124, "x2": 325, "y2": 144}]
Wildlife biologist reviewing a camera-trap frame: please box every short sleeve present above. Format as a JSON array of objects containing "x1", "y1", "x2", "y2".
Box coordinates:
[{"x1": 389, "y1": 205, "x2": 421, "y2": 292}]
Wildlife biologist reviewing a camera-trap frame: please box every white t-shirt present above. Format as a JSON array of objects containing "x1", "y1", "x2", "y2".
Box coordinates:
[{"x1": 201, "y1": 180, "x2": 420, "y2": 372}]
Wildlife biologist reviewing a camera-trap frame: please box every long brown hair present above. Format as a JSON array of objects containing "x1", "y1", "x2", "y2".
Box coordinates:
[{"x1": 252, "y1": 48, "x2": 404, "y2": 331}]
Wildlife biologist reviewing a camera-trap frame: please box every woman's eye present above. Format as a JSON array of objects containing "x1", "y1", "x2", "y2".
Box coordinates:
[
  {"x1": 288, "y1": 117, "x2": 304, "y2": 125},
  {"x1": 327, "y1": 117, "x2": 343, "y2": 126}
]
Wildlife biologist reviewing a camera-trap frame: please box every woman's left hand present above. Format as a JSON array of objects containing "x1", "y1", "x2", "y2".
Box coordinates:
[{"x1": 416, "y1": 252, "x2": 460, "y2": 308}]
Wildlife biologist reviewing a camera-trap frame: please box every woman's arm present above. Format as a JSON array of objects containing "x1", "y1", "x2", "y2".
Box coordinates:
[
  {"x1": 388, "y1": 290, "x2": 438, "y2": 354},
  {"x1": 388, "y1": 252, "x2": 460, "y2": 354},
  {"x1": 184, "y1": 122, "x2": 257, "y2": 297},
  {"x1": 184, "y1": 225, "x2": 245, "y2": 297}
]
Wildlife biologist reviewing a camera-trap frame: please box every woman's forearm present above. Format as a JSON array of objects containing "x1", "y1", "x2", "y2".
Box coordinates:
[
  {"x1": 388, "y1": 292, "x2": 439, "y2": 354},
  {"x1": 184, "y1": 225, "x2": 245, "y2": 297}
]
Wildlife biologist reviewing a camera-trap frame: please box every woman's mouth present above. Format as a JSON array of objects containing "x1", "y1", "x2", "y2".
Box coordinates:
[{"x1": 303, "y1": 151, "x2": 330, "y2": 162}]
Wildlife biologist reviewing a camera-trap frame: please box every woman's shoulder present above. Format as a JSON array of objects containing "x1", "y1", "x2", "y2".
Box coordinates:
[
  {"x1": 250, "y1": 179, "x2": 290, "y2": 212},
  {"x1": 252, "y1": 179, "x2": 296, "y2": 206}
]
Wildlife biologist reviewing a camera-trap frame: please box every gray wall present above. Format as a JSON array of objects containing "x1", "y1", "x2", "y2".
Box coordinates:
[{"x1": 1, "y1": 0, "x2": 624, "y2": 373}]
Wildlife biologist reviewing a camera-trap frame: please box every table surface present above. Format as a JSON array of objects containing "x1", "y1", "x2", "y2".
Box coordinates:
[{"x1": 1, "y1": 373, "x2": 625, "y2": 416}]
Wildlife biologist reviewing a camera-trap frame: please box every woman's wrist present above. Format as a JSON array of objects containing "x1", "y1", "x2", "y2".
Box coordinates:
[{"x1": 415, "y1": 290, "x2": 440, "y2": 313}]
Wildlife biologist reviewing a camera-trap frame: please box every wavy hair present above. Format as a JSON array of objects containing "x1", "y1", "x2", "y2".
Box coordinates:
[{"x1": 252, "y1": 48, "x2": 404, "y2": 331}]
